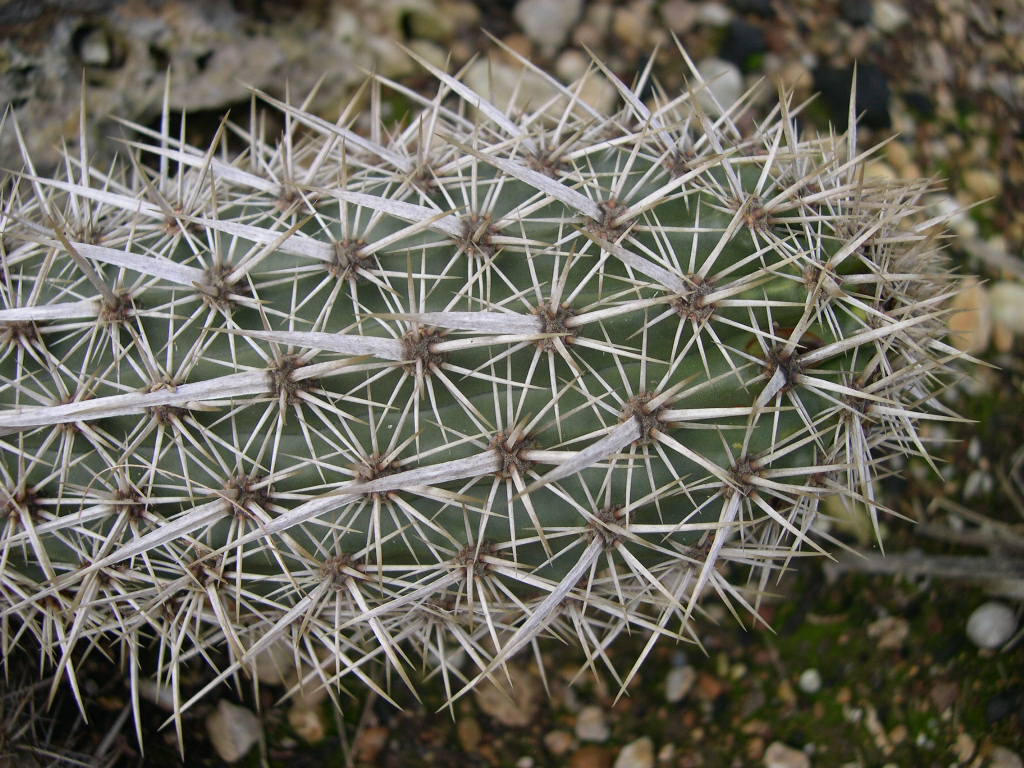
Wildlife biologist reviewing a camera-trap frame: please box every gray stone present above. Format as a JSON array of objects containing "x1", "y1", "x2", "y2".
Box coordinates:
[
  {"x1": 966, "y1": 602, "x2": 1017, "y2": 650},
  {"x1": 665, "y1": 665, "x2": 697, "y2": 703},
  {"x1": 991, "y1": 746, "x2": 1024, "y2": 768},
  {"x1": 661, "y1": 0, "x2": 698, "y2": 34},
  {"x1": 873, "y1": 0, "x2": 909, "y2": 33},
  {"x1": 206, "y1": 700, "x2": 261, "y2": 763},
  {"x1": 575, "y1": 705, "x2": 610, "y2": 742},
  {"x1": 695, "y1": 2, "x2": 733, "y2": 27},
  {"x1": 514, "y1": 0, "x2": 583, "y2": 49},
  {"x1": 473, "y1": 664, "x2": 541, "y2": 727},
  {"x1": 798, "y1": 668, "x2": 822, "y2": 694},
  {"x1": 0, "y1": 0, "x2": 391, "y2": 171}
]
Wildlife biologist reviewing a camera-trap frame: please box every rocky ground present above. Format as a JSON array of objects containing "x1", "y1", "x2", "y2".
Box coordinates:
[{"x1": 1, "y1": 1, "x2": 1022, "y2": 766}]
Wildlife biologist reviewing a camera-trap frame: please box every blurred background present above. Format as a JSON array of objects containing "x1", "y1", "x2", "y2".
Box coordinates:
[{"x1": 1, "y1": 1, "x2": 1022, "y2": 765}]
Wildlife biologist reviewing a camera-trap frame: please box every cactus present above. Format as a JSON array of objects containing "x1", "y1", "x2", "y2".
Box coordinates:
[{"x1": 0, "y1": 43, "x2": 961, "y2": 742}]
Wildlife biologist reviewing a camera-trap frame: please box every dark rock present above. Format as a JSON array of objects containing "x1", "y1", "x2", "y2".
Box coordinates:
[
  {"x1": 903, "y1": 91, "x2": 935, "y2": 117},
  {"x1": 813, "y1": 63, "x2": 891, "y2": 129},
  {"x1": 986, "y1": 690, "x2": 1021, "y2": 724},
  {"x1": 840, "y1": 0, "x2": 874, "y2": 26},
  {"x1": 734, "y1": 0, "x2": 775, "y2": 17},
  {"x1": 719, "y1": 20, "x2": 766, "y2": 72}
]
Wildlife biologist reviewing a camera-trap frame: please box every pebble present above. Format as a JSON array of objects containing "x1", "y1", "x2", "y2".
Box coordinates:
[
  {"x1": 556, "y1": 49, "x2": 590, "y2": 82},
  {"x1": 697, "y1": 671, "x2": 725, "y2": 700},
  {"x1": 545, "y1": 729, "x2": 575, "y2": 755},
  {"x1": 251, "y1": 640, "x2": 293, "y2": 686},
  {"x1": 798, "y1": 669, "x2": 822, "y2": 694},
  {"x1": 962, "y1": 169, "x2": 1002, "y2": 201},
  {"x1": 75, "y1": 26, "x2": 113, "y2": 67},
  {"x1": 615, "y1": 736, "x2": 655, "y2": 768},
  {"x1": 990, "y1": 281, "x2": 1024, "y2": 334},
  {"x1": 473, "y1": 664, "x2": 541, "y2": 727},
  {"x1": 292, "y1": 679, "x2": 328, "y2": 711},
  {"x1": 929, "y1": 680, "x2": 960, "y2": 711},
  {"x1": 885, "y1": 141, "x2": 913, "y2": 175},
  {"x1": 576, "y1": 705, "x2": 611, "y2": 742},
  {"x1": 355, "y1": 725, "x2": 389, "y2": 763},
  {"x1": 695, "y1": 58, "x2": 743, "y2": 115},
  {"x1": 866, "y1": 616, "x2": 910, "y2": 650},
  {"x1": 763, "y1": 741, "x2": 810, "y2": 768},
  {"x1": 501, "y1": 33, "x2": 534, "y2": 60},
  {"x1": 954, "y1": 733, "x2": 976, "y2": 763},
  {"x1": 991, "y1": 746, "x2": 1024, "y2": 768},
  {"x1": 457, "y1": 716, "x2": 483, "y2": 751},
  {"x1": 136, "y1": 678, "x2": 174, "y2": 712},
  {"x1": 288, "y1": 704, "x2": 325, "y2": 743},
  {"x1": 577, "y1": 71, "x2": 620, "y2": 115},
  {"x1": 661, "y1": 0, "x2": 697, "y2": 33},
  {"x1": 514, "y1": 0, "x2": 583, "y2": 49},
  {"x1": 773, "y1": 61, "x2": 813, "y2": 95},
  {"x1": 404, "y1": 4, "x2": 456, "y2": 42},
  {"x1": 407, "y1": 40, "x2": 448, "y2": 71},
  {"x1": 864, "y1": 161, "x2": 897, "y2": 182},
  {"x1": 574, "y1": 23, "x2": 606, "y2": 49},
  {"x1": 613, "y1": 6, "x2": 648, "y2": 49},
  {"x1": 572, "y1": 746, "x2": 614, "y2": 768},
  {"x1": 966, "y1": 601, "x2": 1018, "y2": 649},
  {"x1": 988, "y1": 691, "x2": 1017, "y2": 723},
  {"x1": 735, "y1": 0, "x2": 774, "y2": 17},
  {"x1": 695, "y1": 2, "x2": 733, "y2": 27},
  {"x1": 928, "y1": 194, "x2": 978, "y2": 239},
  {"x1": 873, "y1": 0, "x2": 909, "y2": 33},
  {"x1": 665, "y1": 665, "x2": 697, "y2": 703},
  {"x1": 206, "y1": 700, "x2": 261, "y2": 763}
]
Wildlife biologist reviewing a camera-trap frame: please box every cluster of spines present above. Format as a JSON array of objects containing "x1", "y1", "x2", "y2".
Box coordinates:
[{"x1": 0, "y1": 41, "x2": 961, "y2": 744}]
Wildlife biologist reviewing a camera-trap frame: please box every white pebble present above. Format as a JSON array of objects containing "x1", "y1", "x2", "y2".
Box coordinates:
[
  {"x1": 798, "y1": 668, "x2": 822, "y2": 694},
  {"x1": 695, "y1": 2, "x2": 733, "y2": 27},
  {"x1": 206, "y1": 699, "x2": 262, "y2": 763},
  {"x1": 665, "y1": 665, "x2": 697, "y2": 703},
  {"x1": 873, "y1": 0, "x2": 909, "y2": 33},
  {"x1": 514, "y1": 0, "x2": 583, "y2": 49},
  {"x1": 966, "y1": 602, "x2": 1017, "y2": 649},
  {"x1": 136, "y1": 679, "x2": 174, "y2": 712},
  {"x1": 575, "y1": 705, "x2": 610, "y2": 742}
]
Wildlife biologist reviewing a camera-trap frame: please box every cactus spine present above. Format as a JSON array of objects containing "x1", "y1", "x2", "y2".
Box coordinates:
[{"x1": 0, "y1": 44, "x2": 960, "y2": 738}]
